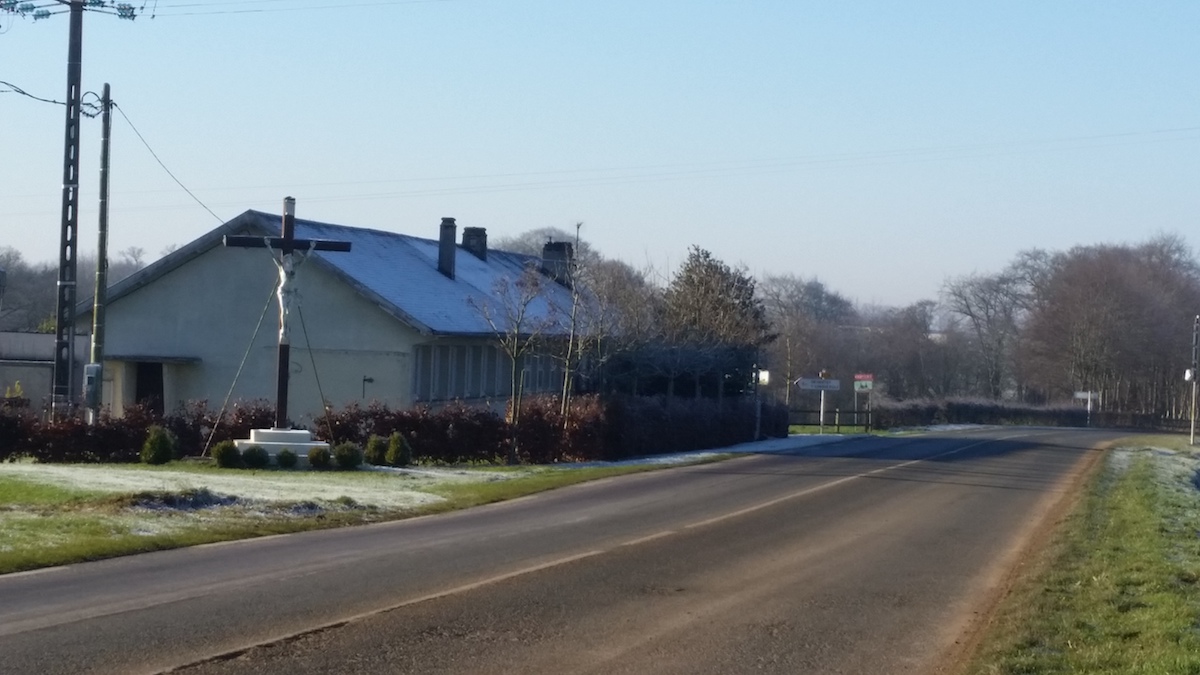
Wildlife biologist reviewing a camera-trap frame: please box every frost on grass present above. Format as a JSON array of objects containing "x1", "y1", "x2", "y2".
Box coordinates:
[
  {"x1": 0, "y1": 463, "x2": 448, "y2": 509},
  {"x1": 1108, "y1": 445, "x2": 1200, "y2": 550}
]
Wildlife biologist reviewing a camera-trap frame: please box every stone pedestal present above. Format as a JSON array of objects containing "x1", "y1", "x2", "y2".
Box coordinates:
[{"x1": 235, "y1": 428, "x2": 328, "y2": 466}]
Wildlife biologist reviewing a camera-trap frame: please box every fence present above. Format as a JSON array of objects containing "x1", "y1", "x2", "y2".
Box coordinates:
[{"x1": 787, "y1": 408, "x2": 873, "y2": 433}]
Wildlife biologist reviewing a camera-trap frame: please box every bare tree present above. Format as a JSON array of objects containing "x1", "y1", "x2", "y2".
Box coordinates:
[
  {"x1": 0, "y1": 248, "x2": 56, "y2": 332},
  {"x1": 942, "y1": 272, "x2": 1022, "y2": 398},
  {"x1": 759, "y1": 274, "x2": 854, "y2": 406},
  {"x1": 469, "y1": 265, "x2": 563, "y2": 463},
  {"x1": 118, "y1": 246, "x2": 146, "y2": 269},
  {"x1": 1019, "y1": 236, "x2": 1200, "y2": 412},
  {"x1": 577, "y1": 258, "x2": 662, "y2": 395},
  {"x1": 493, "y1": 227, "x2": 599, "y2": 266}
]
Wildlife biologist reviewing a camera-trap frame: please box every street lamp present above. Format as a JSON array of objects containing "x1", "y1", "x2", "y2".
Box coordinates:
[{"x1": 1190, "y1": 315, "x2": 1198, "y2": 445}]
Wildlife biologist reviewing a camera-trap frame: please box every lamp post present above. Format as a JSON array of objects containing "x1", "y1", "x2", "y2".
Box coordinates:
[
  {"x1": 1191, "y1": 315, "x2": 1198, "y2": 445},
  {"x1": 753, "y1": 365, "x2": 769, "y2": 440}
]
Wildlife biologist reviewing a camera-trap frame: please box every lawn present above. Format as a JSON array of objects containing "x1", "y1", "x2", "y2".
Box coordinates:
[
  {"x1": 966, "y1": 435, "x2": 1200, "y2": 674},
  {"x1": 0, "y1": 460, "x2": 673, "y2": 575}
]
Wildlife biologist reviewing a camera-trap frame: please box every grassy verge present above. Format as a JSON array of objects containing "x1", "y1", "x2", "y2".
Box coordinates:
[
  {"x1": 966, "y1": 435, "x2": 1200, "y2": 674},
  {"x1": 0, "y1": 462, "x2": 664, "y2": 575}
]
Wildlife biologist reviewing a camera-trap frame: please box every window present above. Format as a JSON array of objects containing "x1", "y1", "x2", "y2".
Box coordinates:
[
  {"x1": 413, "y1": 343, "x2": 510, "y2": 402},
  {"x1": 469, "y1": 346, "x2": 483, "y2": 396},
  {"x1": 434, "y1": 346, "x2": 451, "y2": 400},
  {"x1": 452, "y1": 346, "x2": 467, "y2": 397},
  {"x1": 414, "y1": 345, "x2": 431, "y2": 400}
]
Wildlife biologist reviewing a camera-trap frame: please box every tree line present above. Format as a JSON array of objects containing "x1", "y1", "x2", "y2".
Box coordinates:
[
  {"x1": 497, "y1": 229, "x2": 1200, "y2": 419},
  {"x1": 0, "y1": 246, "x2": 148, "y2": 332},
  {"x1": 6, "y1": 229, "x2": 1196, "y2": 421}
]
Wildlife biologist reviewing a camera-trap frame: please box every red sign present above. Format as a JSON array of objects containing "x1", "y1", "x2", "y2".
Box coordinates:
[{"x1": 854, "y1": 373, "x2": 874, "y2": 381}]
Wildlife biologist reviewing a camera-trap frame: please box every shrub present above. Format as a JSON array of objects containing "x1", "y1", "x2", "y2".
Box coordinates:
[
  {"x1": 385, "y1": 432, "x2": 413, "y2": 467},
  {"x1": 276, "y1": 448, "x2": 297, "y2": 468},
  {"x1": 363, "y1": 434, "x2": 388, "y2": 465},
  {"x1": 333, "y1": 442, "x2": 363, "y2": 470},
  {"x1": 140, "y1": 425, "x2": 176, "y2": 465},
  {"x1": 308, "y1": 446, "x2": 332, "y2": 469},
  {"x1": 241, "y1": 445, "x2": 270, "y2": 469},
  {"x1": 211, "y1": 440, "x2": 242, "y2": 468}
]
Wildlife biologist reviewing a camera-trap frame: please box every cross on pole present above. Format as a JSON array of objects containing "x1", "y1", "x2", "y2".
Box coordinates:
[{"x1": 224, "y1": 198, "x2": 351, "y2": 428}]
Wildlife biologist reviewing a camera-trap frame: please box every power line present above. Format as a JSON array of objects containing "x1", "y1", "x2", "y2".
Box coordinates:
[
  {"x1": 0, "y1": 79, "x2": 106, "y2": 116},
  {"x1": 111, "y1": 101, "x2": 224, "y2": 222},
  {"x1": 132, "y1": 0, "x2": 452, "y2": 17},
  {"x1": 0, "y1": 79, "x2": 64, "y2": 106}
]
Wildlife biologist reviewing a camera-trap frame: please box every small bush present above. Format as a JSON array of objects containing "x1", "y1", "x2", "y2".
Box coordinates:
[
  {"x1": 211, "y1": 440, "x2": 242, "y2": 468},
  {"x1": 333, "y1": 442, "x2": 363, "y2": 470},
  {"x1": 276, "y1": 448, "x2": 297, "y2": 468},
  {"x1": 308, "y1": 446, "x2": 332, "y2": 469},
  {"x1": 140, "y1": 425, "x2": 176, "y2": 465},
  {"x1": 242, "y1": 445, "x2": 270, "y2": 469},
  {"x1": 363, "y1": 434, "x2": 388, "y2": 465},
  {"x1": 385, "y1": 431, "x2": 413, "y2": 467}
]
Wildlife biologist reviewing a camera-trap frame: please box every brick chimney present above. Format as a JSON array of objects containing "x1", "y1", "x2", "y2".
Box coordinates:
[
  {"x1": 541, "y1": 240, "x2": 574, "y2": 286},
  {"x1": 438, "y1": 217, "x2": 456, "y2": 279},
  {"x1": 462, "y1": 227, "x2": 487, "y2": 261}
]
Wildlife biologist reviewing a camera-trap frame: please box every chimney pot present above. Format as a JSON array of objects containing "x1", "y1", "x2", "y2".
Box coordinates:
[
  {"x1": 438, "y1": 217, "x2": 457, "y2": 279},
  {"x1": 462, "y1": 227, "x2": 488, "y2": 261},
  {"x1": 541, "y1": 240, "x2": 574, "y2": 286}
]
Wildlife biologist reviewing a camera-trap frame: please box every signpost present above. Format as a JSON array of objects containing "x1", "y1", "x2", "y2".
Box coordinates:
[
  {"x1": 853, "y1": 373, "x2": 873, "y2": 429},
  {"x1": 796, "y1": 372, "x2": 840, "y2": 433},
  {"x1": 1074, "y1": 391, "x2": 1098, "y2": 427}
]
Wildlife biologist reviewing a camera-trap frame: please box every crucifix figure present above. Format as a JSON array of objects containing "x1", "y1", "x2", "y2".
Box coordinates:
[{"x1": 224, "y1": 197, "x2": 352, "y2": 429}]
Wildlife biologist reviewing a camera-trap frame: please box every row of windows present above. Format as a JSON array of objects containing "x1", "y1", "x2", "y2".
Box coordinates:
[{"x1": 412, "y1": 344, "x2": 564, "y2": 402}]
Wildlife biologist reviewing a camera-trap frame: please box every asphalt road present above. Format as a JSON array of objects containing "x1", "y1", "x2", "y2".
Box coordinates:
[{"x1": 0, "y1": 427, "x2": 1119, "y2": 675}]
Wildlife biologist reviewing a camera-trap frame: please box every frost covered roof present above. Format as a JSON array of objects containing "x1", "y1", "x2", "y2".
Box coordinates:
[{"x1": 93, "y1": 210, "x2": 574, "y2": 337}]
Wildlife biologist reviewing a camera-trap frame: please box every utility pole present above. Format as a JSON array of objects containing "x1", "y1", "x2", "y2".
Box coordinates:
[
  {"x1": 0, "y1": 2, "x2": 137, "y2": 417},
  {"x1": 85, "y1": 83, "x2": 112, "y2": 419},
  {"x1": 51, "y1": 0, "x2": 85, "y2": 417}
]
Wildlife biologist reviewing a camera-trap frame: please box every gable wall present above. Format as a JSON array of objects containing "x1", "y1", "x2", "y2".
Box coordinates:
[{"x1": 102, "y1": 244, "x2": 424, "y2": 424}]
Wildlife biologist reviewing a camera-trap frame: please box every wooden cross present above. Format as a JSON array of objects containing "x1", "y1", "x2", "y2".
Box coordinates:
[{"x1": 224, "y1": 197, "x2": 352, "y2": 429}]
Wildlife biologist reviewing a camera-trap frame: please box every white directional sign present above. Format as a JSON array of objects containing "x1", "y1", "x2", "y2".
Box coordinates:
[{"x1": 796, "y1": 377, "x2": 841, "y2": 391}]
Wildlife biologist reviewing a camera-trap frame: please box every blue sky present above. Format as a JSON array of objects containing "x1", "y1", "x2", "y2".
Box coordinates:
[{"x1": 2, "y1": 0, "x2": 1197, "y2": 307}]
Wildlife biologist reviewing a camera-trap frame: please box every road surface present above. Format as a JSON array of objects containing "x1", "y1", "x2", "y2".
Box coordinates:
[{"x1": 0, "y1": 427, "x2": 1118, "y2": 674}]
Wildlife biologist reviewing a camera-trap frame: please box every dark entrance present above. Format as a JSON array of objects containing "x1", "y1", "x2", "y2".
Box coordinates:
[{"x1": 135, "y1": 362, "x2": 164, "y2": 416}]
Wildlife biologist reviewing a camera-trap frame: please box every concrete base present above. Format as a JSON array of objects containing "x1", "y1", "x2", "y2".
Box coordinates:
[{"x1": 234, "y1": 428, "x2": 329, "y2": 467}]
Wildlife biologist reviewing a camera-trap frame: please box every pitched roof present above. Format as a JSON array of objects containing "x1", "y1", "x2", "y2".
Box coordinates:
[{"x1": 85, "y1": 210, "x2": 573, "y2": 337}]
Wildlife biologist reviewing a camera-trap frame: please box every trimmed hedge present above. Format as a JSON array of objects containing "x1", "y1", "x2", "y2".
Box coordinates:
[{"x1": 2, "y1": 393, "x2": 786, "y2": 465}]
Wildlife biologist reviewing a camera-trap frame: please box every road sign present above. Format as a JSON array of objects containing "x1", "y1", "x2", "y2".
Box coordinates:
[
  {"x1": 1073, "y1": 391, "x2": 1097, "y2": 400},
  {"x1": 854, "y1": 373, "x2": 873, "y2": 381},
  {"x1": 796, "y1": 377, "x2": 841, "y2": 391},
  {"x1": 854, "y1": 380, "x2": 873, "y2": 392}
]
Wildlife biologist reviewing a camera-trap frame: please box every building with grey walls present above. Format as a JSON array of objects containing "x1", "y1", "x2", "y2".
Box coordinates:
[
  {"x1": 76, "y1": 210, "x2": 576, "y2": 425},
  {"x1": 0, "y1": 332, "x2": 88, "y2": 410}
]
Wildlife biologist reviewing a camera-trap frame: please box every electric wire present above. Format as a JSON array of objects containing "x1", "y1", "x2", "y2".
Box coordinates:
[
  {"x1": 111, "y1": 101, "x2": 225, "y2": 223},
  {"x1": 0, "y1": 79, "x2": 66, "y2": 107},
  {"x1": 203, "y1": 281, "x2": 275, "y2": 456},
  {"x1": 154, "y1": 0, "x2": 447, "y2": 17},
  {"x1": 296, "y1": 302, "x2": 338, "y2": 445}
]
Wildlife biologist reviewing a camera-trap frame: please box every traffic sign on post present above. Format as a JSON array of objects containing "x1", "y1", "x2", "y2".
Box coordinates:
[{"x1": 796, "y1": 377, "x2": 841, "y2": 391}]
